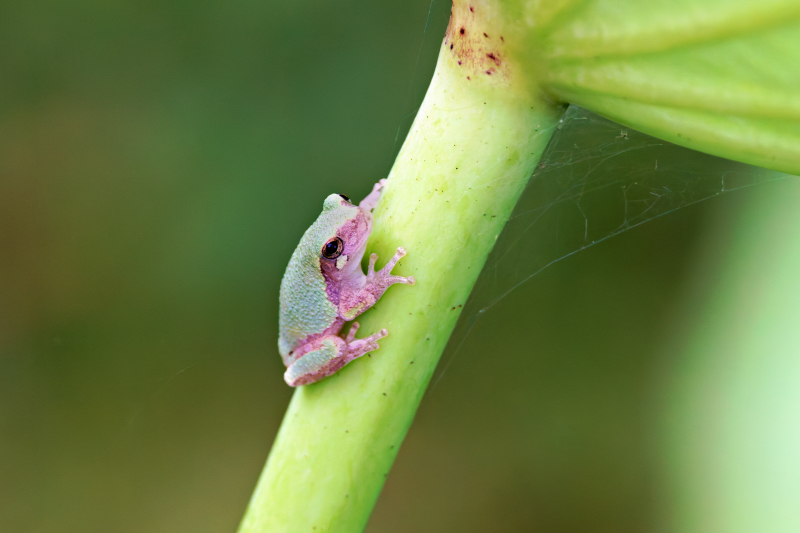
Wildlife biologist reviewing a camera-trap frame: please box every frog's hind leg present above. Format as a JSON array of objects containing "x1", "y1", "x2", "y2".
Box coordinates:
[
  {"x1": 283, "y1": 327, "x2": 388, "y2": 387},
  {"x1": 344, "y1": 323, "x2": 387, "y2": 359},
  {"x1": 284, "y1": 336, "x2": 344, "y2": 387}
]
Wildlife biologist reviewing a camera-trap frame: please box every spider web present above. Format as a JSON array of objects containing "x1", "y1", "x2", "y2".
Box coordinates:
[{"x1": 433, "y1": 104, "x2": 790, "y2": 386}]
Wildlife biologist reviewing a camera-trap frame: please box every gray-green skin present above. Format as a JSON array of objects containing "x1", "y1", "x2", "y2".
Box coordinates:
[{"x1": 278, "y1": 180, "x2": 415, "y2": 387}]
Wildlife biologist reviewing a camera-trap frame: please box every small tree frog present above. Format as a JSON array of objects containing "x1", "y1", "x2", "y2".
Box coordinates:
[{"x1": 278, "y1": 179, "x2": 415, "y2": 386}]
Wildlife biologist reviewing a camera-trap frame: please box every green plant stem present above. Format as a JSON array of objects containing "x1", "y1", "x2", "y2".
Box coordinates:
[{"x1": 237, "y1": 11, "x2": 564, "y2": 533}]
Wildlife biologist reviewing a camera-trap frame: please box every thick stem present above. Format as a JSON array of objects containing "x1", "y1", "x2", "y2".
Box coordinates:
[{"x1": 238, "y1": 7, "x2": 564, "y2": 532}]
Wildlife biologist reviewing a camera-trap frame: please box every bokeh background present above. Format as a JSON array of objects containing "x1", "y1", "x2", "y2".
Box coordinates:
[{"x1": 2, "y1": 1, "x2": 797, "y2": 532}]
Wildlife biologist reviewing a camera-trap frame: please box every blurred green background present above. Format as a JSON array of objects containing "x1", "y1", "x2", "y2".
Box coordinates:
[{"x1": 1, "y1": 1, "x2": 797, "y2": 532}]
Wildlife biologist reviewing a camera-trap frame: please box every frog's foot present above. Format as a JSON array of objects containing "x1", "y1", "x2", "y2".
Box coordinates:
[
  {"x1": 344, "y1": 321, "x2": 361, "y2": 343},
  {"x1": 367, "y1": 247, "x2": 416, "y2": 290},
  {"x1": 359, "y1": 179, "x2": 387, "y2": 211},
  {"x1": 283, "y1": 328, "x2": 388, "y2": 387},
  {"x1": 344, "y1": 324, "x2": 387, "y2": 360}
]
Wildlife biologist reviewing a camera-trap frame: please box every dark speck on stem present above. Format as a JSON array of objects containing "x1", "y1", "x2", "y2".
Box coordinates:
[
  {"x1": 450, "y1": 44, "x2": 453, "y2": 49},
  {"x1": 460, "y1": 27, "x2": 465, "y2": 35},
  {"x1": 483, "y1": 32, "x2": 488, "y2": 37}
]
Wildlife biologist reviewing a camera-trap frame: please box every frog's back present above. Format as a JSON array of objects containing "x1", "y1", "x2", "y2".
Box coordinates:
[{"x1": 278, "y1": 203, "x2": 352, "y2": 358}]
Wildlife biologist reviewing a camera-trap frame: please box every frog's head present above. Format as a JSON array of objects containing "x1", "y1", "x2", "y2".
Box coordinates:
[{"x1": 315, "y1": 193, "x2": 374, "y2": 277}]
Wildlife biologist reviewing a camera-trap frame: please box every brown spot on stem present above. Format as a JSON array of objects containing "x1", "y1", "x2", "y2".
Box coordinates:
[{"x1": 445, "y1": 3, "x2": 510, "y2": 83}]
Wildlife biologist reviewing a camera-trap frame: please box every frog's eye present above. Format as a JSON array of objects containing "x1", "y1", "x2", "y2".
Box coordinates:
[
  {"x1": 338, "y1": 194, "x2": 351, "y2": 202},
  {"x1": 321, "y1": 237, "x2": 344, "y2": 259}
]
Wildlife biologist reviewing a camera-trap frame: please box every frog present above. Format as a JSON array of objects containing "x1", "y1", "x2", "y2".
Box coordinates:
[{"x1": 278, "y1": 179, "x2": 415, "y2": 387}]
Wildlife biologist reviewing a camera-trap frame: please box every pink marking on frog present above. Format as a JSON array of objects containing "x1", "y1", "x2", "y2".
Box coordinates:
[{"x1": 320, "y1": 208, "x2": 373, "y2": 306}]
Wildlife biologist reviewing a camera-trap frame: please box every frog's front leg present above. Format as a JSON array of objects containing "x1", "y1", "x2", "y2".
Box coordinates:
[
  {"x1": 340, "y1": 247, "x2": 416, "y2": 321},
  {"x1": 358, "y1": 178, "x2": 386, "y2": 211},
  {"x1": 283, "y1": 323, "x2": 388, "y2": 386}
]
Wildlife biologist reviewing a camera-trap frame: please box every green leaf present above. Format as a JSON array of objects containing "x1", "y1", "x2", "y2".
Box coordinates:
[
  {"x1": 661, "y1": 179, "x2": 800, "y2": 533},
  {"x1": 534, "y1": 0, "x2": 800, "y2": 173}
]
